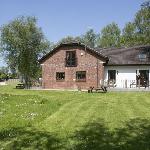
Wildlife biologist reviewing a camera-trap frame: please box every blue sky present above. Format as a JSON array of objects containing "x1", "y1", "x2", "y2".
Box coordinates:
[{"x1": 0, "y1": 0, "x2": 144, "y2": 66}]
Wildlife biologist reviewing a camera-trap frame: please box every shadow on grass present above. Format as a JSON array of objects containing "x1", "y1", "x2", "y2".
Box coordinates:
[
  {"x1": 73, "y1": 118, "x2": 150, "y2": 150},
  {"x1": 0, "y1": 127, "x2": 63, "y2": 150},
  {"x1": 0, "y1": 119, "x2": 150, "y2": 150}
]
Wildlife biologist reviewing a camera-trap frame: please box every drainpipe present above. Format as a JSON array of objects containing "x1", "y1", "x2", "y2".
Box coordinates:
[
  {"x1": 97, "y1": 60, "x2": 104, "y2": 88},
  {"x1": 97, "y1": 59, "x2": 99, "y2": 88}
]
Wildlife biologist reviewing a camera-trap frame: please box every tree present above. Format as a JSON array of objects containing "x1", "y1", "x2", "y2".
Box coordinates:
[
  {"x1": 74, "y1": 36, "x2": 84, "y2": 43},
  {"x1": 82, "y1": 29, "x2": 97, "y2": 48},
  {"x1": 0, "y1": 66, "x2": 9, "y2": 81},
  {"x1": 134, "y1": 1, "x2": 150, "y2": 45},
  {"x1": 57, "y1": 35, "x2": 84, "y2": 46},
  {"x1": 0, "y1": 66, "x2": 8, "y2": 74},
  {"x1": 97, "y1": 22, "x2": 121, "y2": 48},
  {"x1": 57, "y1": 30, "x2": 97, "y2": 48},
  {"x1": 38, "y1": 40, "x2": 54, "y2": 58},
  {"x1": 58, "y1": 36, "x2": 76, "y2": 44},
  {"x1": 0, "y1": 16, "x2": 50, "y2": 88},
  {"x1": 120, "y1": 1, "x2": 150, "y2": 47},
  {"x1": 121, "y1": 22, "x2": 137, "y2": 47}
]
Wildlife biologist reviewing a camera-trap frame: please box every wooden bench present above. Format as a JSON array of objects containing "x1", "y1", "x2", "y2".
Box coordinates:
[
  {"x1": 96, "y1": 86, "x2": 107, "y2": 92},
  {"x1": 130, "y1": 81, "x2": 148, "y2": 88},
  {"x1": 88, "y1": 86, "x2": 94, "y2": 93},
  {"x1": 88, "y1": 86, "x2": 107, "y2": 93},
  {"x1": 130, "y1": 82, "x2": 137, "y2": 88},
  {"x1": 16, "y1": 83, "x2": 25, "y2": 89}
]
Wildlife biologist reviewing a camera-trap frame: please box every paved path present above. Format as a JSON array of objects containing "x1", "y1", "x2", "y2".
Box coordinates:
[
  {"x1": 108, "y1": 87, "x2": 150, "y2": 92},
  {"x1": 0, "y1": 82, "x2": 7, "y2": 85}
]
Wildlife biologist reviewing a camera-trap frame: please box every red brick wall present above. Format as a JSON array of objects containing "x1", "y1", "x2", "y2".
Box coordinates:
[{"x1": 41, "y1": 45, "x2": 105, "y2": 90}]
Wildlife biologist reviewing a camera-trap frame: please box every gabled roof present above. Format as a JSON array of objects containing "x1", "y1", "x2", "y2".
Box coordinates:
[
  {"x1": 96, "y1": 45, "x2": 150, "y2": 65},
  {"x1": 39, "y1": 42, "x2": 150, "y2": 65},
  {"x1": 39, "y1": 42, "x2": 108, "y2": 63}
]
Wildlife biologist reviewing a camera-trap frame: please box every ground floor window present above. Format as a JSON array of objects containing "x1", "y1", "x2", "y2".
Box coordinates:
[
  {"x1": 56, "y1": 72, "x2": 65, "y2": 81},
  {"x1": 108, "y1": 70, "x2": 116, "y2": 83},
  {"x1": 76, "y1": 71, "x2": 86, "y2": 82}
]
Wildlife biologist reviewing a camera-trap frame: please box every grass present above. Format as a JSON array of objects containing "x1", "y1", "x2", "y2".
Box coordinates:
[{"x1": 0, "y1": 84, "x2": 150, "y2": 149}]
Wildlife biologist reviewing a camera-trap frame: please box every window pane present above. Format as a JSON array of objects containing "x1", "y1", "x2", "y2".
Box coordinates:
[
  {"x1": 76, "y1": 71, "x2": 86, "y2": 81},
  {"x1": 108, "y1": 70, "x2": 116, "y2": 81},
  {"x1": 139, "y1": 53, "x2": 147, "y2": 61},
  {"x1": 66, "y1": 51, "x2": 77, "y2": 67},
  {"x1": 56, "y1": 72, "x2": 65, "y2": 81},
  {"x1": 136, "y1": 70, "x2": 149, "y2": 86}
]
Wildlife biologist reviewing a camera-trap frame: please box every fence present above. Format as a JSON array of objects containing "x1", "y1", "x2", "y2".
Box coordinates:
[
  {"x1": 6, "y1": 79, "x2": 20, "y2": 84},
  {"x1": 102, "y1": 79, "x2": 150, "y2": 89}
]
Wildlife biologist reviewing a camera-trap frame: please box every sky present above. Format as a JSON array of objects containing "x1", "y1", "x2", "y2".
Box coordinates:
[{"x1": 0, "y1": 0, "x2": 145, "y2": 66}]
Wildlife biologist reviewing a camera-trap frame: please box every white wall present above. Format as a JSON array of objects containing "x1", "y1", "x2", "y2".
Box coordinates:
[{"x1": 104, "y1": 65, "x2": 150, "y2": 88}]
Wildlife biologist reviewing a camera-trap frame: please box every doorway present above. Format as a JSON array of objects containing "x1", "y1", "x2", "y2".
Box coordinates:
[
  {"x1": 108, "y1": 70, "x2": 116, "y2": 87},
  {"x1": 136, "y1": 70, "x2": 149, "y2": 87}
]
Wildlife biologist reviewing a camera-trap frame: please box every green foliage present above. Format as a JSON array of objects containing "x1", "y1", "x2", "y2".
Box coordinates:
[
  {"x1": 82, "y1": 29, "x2": 97, "y2": 48},
  {"x1": 0, "y1": 66, "x2": 9, "y2": 81},
  {"x1": 134, "y1": 1, "x2": 150, "y2": 45},
  {"x1": 121, "y1": 22, "x2": 137, "y2": 47},
  {"x1": 0, "y1": 16, "x2": 50, "y2": 87},
  {"x1": 97, "y1": 22, "x2": 121, "y2": 48},
  {"x1": 0, "y1": 73, "x2": 7, "y2": 80},
  {"x1": 97, "y1": 1, "x2": 150, "y2": 48},
  {"x1": 58, "y1": 29, "x2": 97, "y2": 48},
  {"x1": 58, "y1": 36, "x2": 76, "y2": 43},
  {"x1": 57, "y1": 1, "x2": 150, "y2": 49},
  {"x1": 121, "y1": 1, "x2": 150, "y2": 47},
  {"x1": 38, "y1": 40, "x2": 54, "y2": 58},
  {"x1": 0, "y1": 66, "x2": 9, "y2": 74},
  {"x1": 75, "y1": 36, "x2": 84, "y2": 43},
  {"x1": 0, "y1": 66, "x2": 18, "y2": 80},
  {"x1": 57, "y1": 36, "x2": 83, "y2": 45}
]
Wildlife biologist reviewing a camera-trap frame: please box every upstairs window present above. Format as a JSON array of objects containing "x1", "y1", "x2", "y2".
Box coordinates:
[
  {"x1": 56, "y1": 72, "x2": 65, "y2": 81},
  {"x1": 66, "y1": 51, "x2": 77, "y2": 67},
  {"x1": 76, "y1": 71, "x2": 86, "y2": 82},
  {"x1": 139, "y1": 53, "x2": 147, "y2": 61}
]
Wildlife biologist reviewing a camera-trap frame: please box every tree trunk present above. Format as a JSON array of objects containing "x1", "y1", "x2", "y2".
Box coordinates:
[{"x1": 24, "y1": 74, "x2": 31, "y2": 89}]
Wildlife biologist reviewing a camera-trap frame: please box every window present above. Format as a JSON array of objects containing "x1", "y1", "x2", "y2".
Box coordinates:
[
  {"x1": 139, "y1": 53, "x2": 147, "y2": 61},
  {"x1": 56, "y1": 72, "x2": 65, "y2": 81},
  {"x1": 66, "y1": 51, "x2": 77, "y2": 67},
  {"x1": 136, "y1": 70, "x2": 149, "y2": 87},
  {"x1": 76, "y1": 71, "x2": 86, "y2": 82},
  {"x1": 108, "y1": 70, "x2": 116, "y2": 82}
]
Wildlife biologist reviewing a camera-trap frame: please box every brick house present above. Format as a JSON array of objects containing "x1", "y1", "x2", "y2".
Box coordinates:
[
  {"x1": 40, "y1": 42, "x2": 150, "y2": 89},
  {"x1": 39, "y1": 42, "x2": 108, "y2": 89}
]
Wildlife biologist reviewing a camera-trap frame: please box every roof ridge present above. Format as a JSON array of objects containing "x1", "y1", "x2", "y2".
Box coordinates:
[
  {"x1": 39, "y1": 42, "x2": 108, "y2": 63},
  {"x1": 96, "y1": 44, "x2": 150, "y2": 52}
]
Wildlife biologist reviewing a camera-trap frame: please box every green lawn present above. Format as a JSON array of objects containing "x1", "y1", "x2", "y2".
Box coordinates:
[{"x1": 0, "y1": 84, "x2": 150, "y2": 150}]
